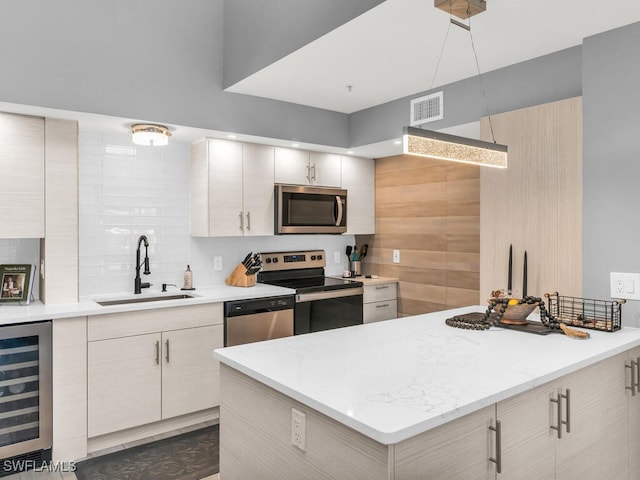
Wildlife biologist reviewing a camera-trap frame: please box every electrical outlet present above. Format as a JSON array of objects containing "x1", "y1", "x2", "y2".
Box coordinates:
[
  {"x1": 291, "y1": 408, "x2": 306, "y2": 451},
  {"x1": 334, "y1": 251, "x2": 341, "y2": 264},
  {"x1": 393, "y1": 249, "x2": 400, "y2": 264},
  {"x1": 214, "y1": 256, "x2": 222, "y2": 272},
  {"x1": 610, "y1": 272, "x2": 640, "y2": 300}
]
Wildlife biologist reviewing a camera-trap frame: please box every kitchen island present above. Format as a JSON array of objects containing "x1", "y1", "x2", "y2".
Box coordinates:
[{"x1": 215, "y1": 305, "x2": 640, "y2": 480}]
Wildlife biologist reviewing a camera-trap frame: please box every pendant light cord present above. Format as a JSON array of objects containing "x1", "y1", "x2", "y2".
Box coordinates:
[
  {"x1": 468, "y1": 16, "x2": 498, "y2": 144},
  {"x1": 429, "y1": 20, "x2": 452, "y2": 92}
]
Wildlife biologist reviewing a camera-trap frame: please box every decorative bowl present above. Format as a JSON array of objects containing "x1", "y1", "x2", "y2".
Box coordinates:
[{"x1": 489, "y1": 300, "x2": 537, "y2": 325}]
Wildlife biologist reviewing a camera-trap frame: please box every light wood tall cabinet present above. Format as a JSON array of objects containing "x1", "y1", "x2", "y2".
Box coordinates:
[
  {"x1": 190, "y1": 139, "x2": 275, "y2": 237},
  {"x1": 87, "y1": 304, "x2": 223, "y2": 437},
  {"x1": 341, "y1": 155, "x2": 375, "y2": 235},
  {"x1": 274, "y1": 148, "x2": 341, "y2": 187},
  {"x1": 0, "y1": 112, "x2": 44, "y2": 238}
]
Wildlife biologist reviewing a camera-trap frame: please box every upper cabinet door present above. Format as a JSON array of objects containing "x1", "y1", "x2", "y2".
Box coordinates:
[
  {"x1": 310, "y1": 152, "x2": 341, "y2": 187},
  {"x1": 274, "y1": 147, "x2": 310, "y2": 185},
  {"x1": 341, "y1": 156, "x2": 375, "y2": 235},
  {"x1": 243, "y1": 143, "x2": 275, "y2": 236},
  {"x1": 208, "y1": 139, "x2": 244, "y2": 236},
  {"x1": 0, "y1": 113, "x2": 44, "y2": 238}
]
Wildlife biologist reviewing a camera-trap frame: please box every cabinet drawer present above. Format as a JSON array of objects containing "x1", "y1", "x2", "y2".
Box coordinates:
[
  {"x1": 89, "y1": 303, "x2": 223, "y2": 341},
  {"x1": 364, "y1": 300, "x2": 398, "y2": 323},
  {"x1": 363, "y1": 283, "x2": 397, "y2": 303}
]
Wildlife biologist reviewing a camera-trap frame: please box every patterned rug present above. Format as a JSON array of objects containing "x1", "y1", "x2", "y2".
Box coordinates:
[{"x1": 75, "y1": 425, "x2": 219, "y2": 480}]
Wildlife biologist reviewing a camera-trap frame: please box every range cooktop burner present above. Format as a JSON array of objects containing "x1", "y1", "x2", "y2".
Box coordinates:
[{"x1": 257, "y1": 249, "x2": 363, "y2": 293}]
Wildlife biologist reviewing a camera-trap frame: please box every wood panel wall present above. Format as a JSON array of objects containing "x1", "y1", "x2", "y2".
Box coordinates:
[
  {"x1": 357, "y1": 156, "x2": 480, "y2": 316},
  {"x1": 480, "y1": 97, "x2": 582, "y2": 300}
]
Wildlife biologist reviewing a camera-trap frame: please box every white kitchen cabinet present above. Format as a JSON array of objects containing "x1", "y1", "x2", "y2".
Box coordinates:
[
  {"x1": 274, "y1": 147, "x2": 341, "y2": 187},
  {"x1": 341, "y1": 155, "x2": 375, "y2": 234},
  {"x1": 363, "y1": 281, "x2": 397, "y2": 323},
  {"x1": 87, "y1": 304, "x2": 223, "y2": 437},
  {"x1": 0, "y1": 112, "x2": 44, "y2": 238},
  {"x1": 190, "y1": 139, "x2": 274, "y2": 237}
]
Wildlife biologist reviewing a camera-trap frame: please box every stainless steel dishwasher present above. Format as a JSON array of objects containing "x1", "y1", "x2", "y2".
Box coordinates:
[{"x1": 223, "y1": 295, "x2": 295, "y2": 346}]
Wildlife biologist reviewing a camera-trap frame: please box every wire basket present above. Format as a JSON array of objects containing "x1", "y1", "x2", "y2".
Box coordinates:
[{"x1": 545, "y1": 292, "x2": 624, "y2": 332}]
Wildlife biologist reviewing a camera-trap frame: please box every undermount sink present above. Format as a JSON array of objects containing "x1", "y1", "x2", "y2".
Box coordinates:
[{"x1": 96, "y1": 294, "x2": 196, "y2": 307}]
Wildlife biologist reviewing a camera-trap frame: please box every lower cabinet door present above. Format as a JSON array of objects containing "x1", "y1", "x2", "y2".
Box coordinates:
[
  {"x1": 88, "y1": 333, "x2": 162, "y2": 437},
  {"x1": 496, "y1": 383, "x2": 555, "y2": 480},
  {"x1": 161, "y1": 325, "x2": 223, "y2": 419},
  {"x1": 394, "y1": 405, "x2": 495, "y2": 480}
]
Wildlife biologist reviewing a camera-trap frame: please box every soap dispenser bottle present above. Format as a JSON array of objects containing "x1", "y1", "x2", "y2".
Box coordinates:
[{"x1": 182, "y1": 265, "x2": 194, "y2": 290}]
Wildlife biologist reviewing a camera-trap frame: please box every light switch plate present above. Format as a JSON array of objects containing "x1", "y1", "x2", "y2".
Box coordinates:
[
  {"x1": 610, "y1": 272, "x2": 640, "y2": 300},
  {"x1": 393, "y1": 249, "x2": 400, "y2": 264},
  {"x1": 334, "y1": 251, "x2": 341, "y2": 264}
]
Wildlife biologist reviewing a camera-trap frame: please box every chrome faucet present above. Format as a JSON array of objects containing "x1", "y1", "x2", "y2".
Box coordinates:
[{"x1": 134, "y1": 235, "x2": 151, "y2": 294}]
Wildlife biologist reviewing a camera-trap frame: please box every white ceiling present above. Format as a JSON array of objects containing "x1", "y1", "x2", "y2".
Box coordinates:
[{"x1": 226, "y1": 0, "x2": 640, "y2": 114}]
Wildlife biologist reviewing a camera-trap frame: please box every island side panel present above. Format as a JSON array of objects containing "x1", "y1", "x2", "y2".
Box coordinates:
[{"x1": 219, "y1": 364, "x2": 390, "y2": 480}]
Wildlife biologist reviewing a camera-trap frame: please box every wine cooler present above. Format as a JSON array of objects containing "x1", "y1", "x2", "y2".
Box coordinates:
[{"x1": 0, "y1": 321, "x2": 52, "y2": 476}]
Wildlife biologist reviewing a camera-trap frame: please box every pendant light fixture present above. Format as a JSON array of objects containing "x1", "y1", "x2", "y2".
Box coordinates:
[
  {"x1": 403, "y1": 0, "x2": 507, "y2": 168},
  {"x1": 131, "y1": 124, "x2": 172, "y2": 146}
]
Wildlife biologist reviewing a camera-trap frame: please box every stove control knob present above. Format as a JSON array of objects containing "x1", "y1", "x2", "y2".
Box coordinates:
[
  {"x1": 317, "y1": 254, "x2": 323, "y2": 260},
  {"x1": 265, "y1": 258, "x2": 272, "y2": 264},
  {"x1": 311, "y1": 255, "x2": 316, "y2": 260},
  {"x1": 273, "y1": 258, "x2": 279, "y2": 263}
]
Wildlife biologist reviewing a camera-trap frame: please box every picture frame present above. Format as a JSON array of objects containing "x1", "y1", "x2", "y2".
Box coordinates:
[{"x1": 0, "y1": 264, "x2": 36, "y2": 304}]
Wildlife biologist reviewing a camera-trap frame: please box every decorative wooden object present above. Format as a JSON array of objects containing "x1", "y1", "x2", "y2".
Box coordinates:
[
  {"x1": 225, "y1": 263, "x2": 256, "y2": 288},
  {"x1": 434, "y1": 0, "x2": 486, "y2": 19}
]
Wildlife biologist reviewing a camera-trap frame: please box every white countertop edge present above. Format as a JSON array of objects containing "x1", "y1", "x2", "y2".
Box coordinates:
[
  {"x1": 0, "y1": 284, "x2": 295, "y2": 325},
  {"x1": 215, "y1": 306, "x2": 640, "y2": 445}
]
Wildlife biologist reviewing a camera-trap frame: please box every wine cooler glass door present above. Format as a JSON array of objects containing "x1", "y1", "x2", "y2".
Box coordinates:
[{"x1": 0, "y1": 321, "x2": 52, "y2": 459}]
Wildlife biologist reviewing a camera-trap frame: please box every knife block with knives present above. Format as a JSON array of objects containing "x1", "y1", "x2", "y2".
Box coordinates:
[
  {"x1": 225, "y1": 252, "x2": 261, "y2": 287},
  {"x1": 225, "y1": 263, "x2": 256, "y2": 287}
]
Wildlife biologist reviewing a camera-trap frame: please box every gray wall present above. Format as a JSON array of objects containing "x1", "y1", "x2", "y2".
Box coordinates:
[
  {"x1": 223, "y1": 0, "x2": 384, "y2": 88},
  {"x1": 0, "y1": 0, "x2": 350, "y2": 147},
  {"x1": 583, "y1": 21, "x2": 640, "y2": 326},
  {"x1": 349, "y1": 46, "x2": 583, "y2": 146}
]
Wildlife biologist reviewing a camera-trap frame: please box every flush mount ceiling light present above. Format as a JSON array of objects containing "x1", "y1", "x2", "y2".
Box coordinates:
[
  {"x1": 403, "y1": 0, "x2": 507, "y2": 168},
  {"x1": 131, "y1": 124, "x2": 171, "y2": 146}
]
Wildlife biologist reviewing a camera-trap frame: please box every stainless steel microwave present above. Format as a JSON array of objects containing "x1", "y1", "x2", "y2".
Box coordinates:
[{"x1": 275, "y1": 185, "x2": 347, "y2": 234}]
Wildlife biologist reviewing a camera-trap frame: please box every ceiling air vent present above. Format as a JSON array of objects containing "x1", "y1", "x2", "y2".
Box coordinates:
[{"x1": 410, "y1": 91, "x2": 443, "y2": 126}]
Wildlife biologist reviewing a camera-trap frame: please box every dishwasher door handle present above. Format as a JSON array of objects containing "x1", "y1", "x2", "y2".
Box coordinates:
[{"x1": 296, "y1": 287, "x2": 364, "y2": 303}]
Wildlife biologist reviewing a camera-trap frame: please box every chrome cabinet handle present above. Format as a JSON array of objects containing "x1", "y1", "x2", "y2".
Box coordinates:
[
  {"x1": 246, "y1": 212, "x2": 251, "y2": 231},
  {"x1": 489, "y1": 420, "x2": 502, "y2": 474},
  {"x1": 636, "y1": 357, "x2": 640, "y2": 394},
  {"x1": 550, "y1": 392, "x2": 563, "y2": 439},
  {"x1": 626, "y1": 361, "x2": 636, "y2": 396},
  {"x1": 376, "y1": 304, "x2": 390, "y2": 308},
  {"x1": 310, "y1": 163, "x2": 317, "y2": 181},
  {"x1": 239, "y1": 211, "x2": 244, "y2": 231},
  {"x1": 155, "y1": 340, "x2": 160, "y2": 365},
  {"x1": 375, "y1": 285, "x2": 389, "y2": 290},
  {"x1": 165, "y1": 339, "x2": 170, "y2": 363},
  {"x1": 562, "y1": 389, "x2": 571, "y2": 434},
  {"x1": 306, "y1": 164, "x2": 310, "y2": 182}
]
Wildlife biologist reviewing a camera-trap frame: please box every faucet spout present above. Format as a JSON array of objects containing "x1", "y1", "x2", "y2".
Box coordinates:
[{"x1": 134, "y1": 235, "x2": 151, "y2": 294}]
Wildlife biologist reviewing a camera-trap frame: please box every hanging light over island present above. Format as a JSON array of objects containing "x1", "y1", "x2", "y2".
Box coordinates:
[{"x1": 403, "y1": 126, "x2": 508, "y2": 168}]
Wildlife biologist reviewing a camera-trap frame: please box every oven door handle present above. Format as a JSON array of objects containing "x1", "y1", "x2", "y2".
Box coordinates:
[
  {"x1": 296, "y1": 287, "x2": 363, "y2": 303},
  {"x1": 334, "y1": 195, "x2": 343, "y2": 227}
]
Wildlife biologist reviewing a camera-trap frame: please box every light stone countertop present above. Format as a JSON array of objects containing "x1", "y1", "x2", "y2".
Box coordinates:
[
  {"x1": 215, "y1": 305, "x2": 640, "y2": 445},
  {"x1": 0, "y1": 283, "x2": 295, "y2": 325}
]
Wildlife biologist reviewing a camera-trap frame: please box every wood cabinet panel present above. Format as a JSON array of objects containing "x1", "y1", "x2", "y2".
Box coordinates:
[
  {"x1": 341, "y1": 155, "x2": 374, "y2": 234},
  {"x1": 88, "y1": 333, "x2": 162, "y2": 437},
  {"x1": 242, "y1": 143, "x2": 275, "y2": 236},
  {"x1": 0, "y1": 112, "x2": 44, "y2": 238},
  {"x1": 274, "y1": 147, "x2": 310, "y2": 185},
  {"x1": 480, "y1": 97, "x2": 582, "y2": 299},
  {"x1": 162, "y1": 324, "x2": 223, "y2": 419},
  {"x1": 394, "y1": 405, "x2": 495, "y2": 480},
  {"x1": 208, "y1": 139, "x2": 244, "y2": 236}
]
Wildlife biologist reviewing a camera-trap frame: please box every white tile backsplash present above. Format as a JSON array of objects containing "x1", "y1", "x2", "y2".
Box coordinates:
[{"x1": 78, "y1": 132, "x2": 357, "y2": 297}]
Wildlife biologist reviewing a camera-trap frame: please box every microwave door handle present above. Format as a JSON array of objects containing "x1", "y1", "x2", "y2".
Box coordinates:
[{"x1": 334, "y1": 196, "x2": 343, "y2": 227}]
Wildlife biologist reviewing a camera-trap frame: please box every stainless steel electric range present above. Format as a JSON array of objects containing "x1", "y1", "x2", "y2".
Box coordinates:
[{"x1": 257, "y1": 250, "x2": 363, "y2": 335}]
